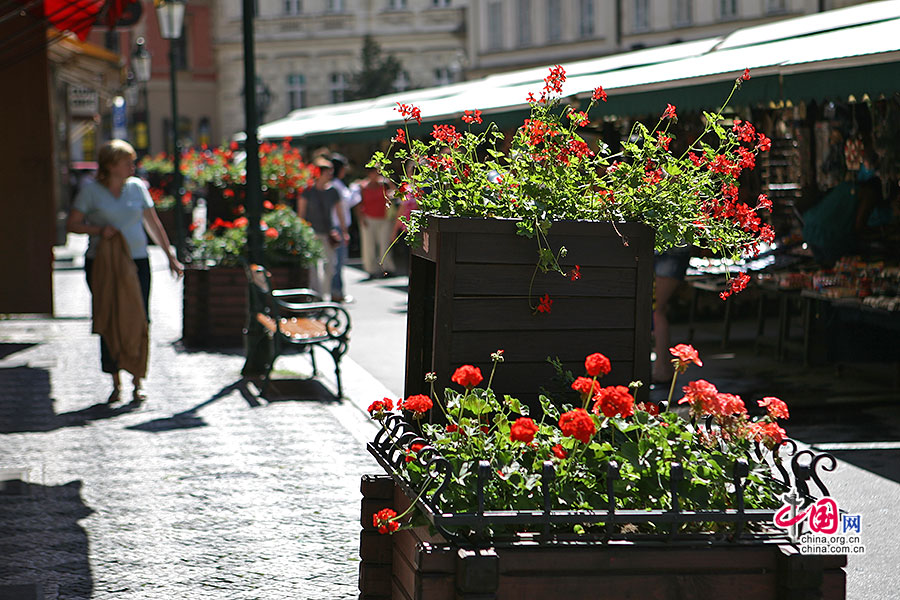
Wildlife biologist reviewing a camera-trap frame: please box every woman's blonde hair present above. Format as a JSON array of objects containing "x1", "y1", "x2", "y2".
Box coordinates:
[{"x1": 97, "y1": 139, "x2": 137, "y2": 184}]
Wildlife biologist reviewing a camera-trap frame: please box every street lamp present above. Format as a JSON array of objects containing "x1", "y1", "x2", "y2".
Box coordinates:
[
  {"x1": 131, "y1": 37, "x2": 151, "y2": 157},
  {"x1": 154, "y1": 0, "x2": 186, "y2": 261}
]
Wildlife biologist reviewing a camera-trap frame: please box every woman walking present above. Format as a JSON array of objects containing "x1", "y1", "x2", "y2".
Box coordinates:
[{"x1": 67, "y1": 139, "x2": 183, "y2": 403}]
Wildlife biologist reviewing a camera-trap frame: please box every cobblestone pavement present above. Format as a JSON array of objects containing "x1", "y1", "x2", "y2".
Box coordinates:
[{"x1": 1, "y1": 239, "x2": 383, "y2": 599}]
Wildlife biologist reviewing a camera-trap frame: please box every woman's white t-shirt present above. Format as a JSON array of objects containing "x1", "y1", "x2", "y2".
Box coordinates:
[{"x1": 73, "y1": 177, "x2": 154, "y2": 259}]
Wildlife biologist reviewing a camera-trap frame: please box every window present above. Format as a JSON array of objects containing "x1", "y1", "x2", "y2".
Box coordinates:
[
  {"x1": 432, "y1": 0, "x2": 451, "y2": 7},
  {"x1": 674, "y1": 0, "x2": 691, "y2": 26},
  {"x1": 330, "y1": 72, "x2": 348, "y2": 103},
  {"x1": 633, "y1": 0, "x2": 649, "y2": 32},
  {"x1": 327, "y1": 0, "x2": 345, "y2": 13},
  {"x1": 284, "y1": 0, "x2": 301, "y2": 15},
  {"x1": 287, "y1": 74, "x2": 306, "y2": 110},
  {"x1": 517, "y1": 0, "x2": 531, "y2": 46},
  {"x1": 434, "y1": 67, "x2": 452, "y2": 87},
  {"x1": 388, "y1": 0, "x2": 407, "y2": 9},
  {"x1": 546, "y1": 0, "x2": 561, "y2": 42},
  {"x1": 578, "y1": 0, "x2": 594, "y2": 38},
  {"x1": 765, "y1": 0, "x2": 785, "y2": 13},
  {"x1": 719, "y1": 0, "x2": 738, "y2": 19},
  {"x1": 486, "y1": 1, "x2": 502, "y2": 50},
  {"x1": 393, "y1": 70, "x2": 411, "y2": 92}
]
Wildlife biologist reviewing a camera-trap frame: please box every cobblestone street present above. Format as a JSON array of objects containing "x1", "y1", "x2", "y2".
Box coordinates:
[{"x1": 1, "y1": 242, "x2": 382, "y2": 599}]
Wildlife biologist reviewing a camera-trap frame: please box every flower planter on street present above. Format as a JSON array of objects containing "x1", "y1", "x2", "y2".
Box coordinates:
[
  {"x1": 405, "y1": 216, "x2": 654, "y2": 405},
  {"x1": 182, "y1": 264, "x2": 308, "y2": 347},
  {"x1": 359, "y1": 473, "x2": 846, "y2": 600}
]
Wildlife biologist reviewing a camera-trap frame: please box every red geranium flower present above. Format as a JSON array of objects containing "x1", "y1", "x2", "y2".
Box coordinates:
[
  {"x1": 669, "y1": 344, "x2": 702, "y2": 373},
  {"x1": 510, "y1": 417, "x2": 539, "y2": 444},
  {"x1": 393, "y1": 128, "x2": 406, "y2": 144},
  {"x1": 405, "y1": 442, "x2": 426, "y2": 462},
  {"x1": 559, "y1": 408, "x2": 596, "y2": 444},
  {"x1": 571, "y1": 376, "x2": 599, "y2": 398},
  {"x1": 367, "y1": 397, "x2": 394, "y2": 416},
  {"x1": 591, "y1": 385, "x2": 635, "y2": 419},
  {"x1": 592, "y1": 86, "x2": 607, "y2": 102},
  {"x1": 462, "y1": 109, "x2": 483, "y2": 124},
  {"x1": 637, "y1": 402, "x2": 660, "y2": 416},
  {"x1": 395, "y1": 102, "x2": 422, "y2": 124},
  {"x1": 663, "y1": 103, "x2": 677, "y2": 119},
  {"x1": 584, "y1": 353, "x2": 611, "y2": 377},
  {"x1": 400, "y1": 394, "x2": 433, "y2": 416},
  {"x1": 451, "y1": 365, "x2": 483, "y2": 389},
  {"x1": 265, "y1": 227, "x2": 279, "y2": 239},
  {"x1": 679, "y1": 379, "x2": 721, "y2": 415},
  {"x1": 742, "y1": 68, "x2": 751, "y2": 81},
  {"x1": 373, "y1": 508, "x2": 399, "y2": 534},
  {"x1": 536, "y1": 293, "x2": 553, "y2": 314},
  {"x1": 551, "y1": 444, "x2": 567, "y2": 459},
  {"x1": 758, "y1": 396, "x2": 790, "y2": 420},
  {"x1": 752, "y1": 421, "x2": 785, "y2": 450},
  {"x1": 717, "y1": 392, "x2": 747, "y2": 415},
  {"x1": 568, "y1": 265, "x2": 581, "y2": 281}
]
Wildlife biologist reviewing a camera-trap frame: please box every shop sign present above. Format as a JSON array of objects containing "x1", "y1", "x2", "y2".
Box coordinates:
[{"x1": 69, "y1": 86, "x2": 98, "y2": 117}]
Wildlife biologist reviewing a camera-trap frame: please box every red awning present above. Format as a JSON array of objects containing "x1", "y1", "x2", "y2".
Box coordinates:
[{"x1": 12, "y1": 0, "x2": 138, "y2": 42}]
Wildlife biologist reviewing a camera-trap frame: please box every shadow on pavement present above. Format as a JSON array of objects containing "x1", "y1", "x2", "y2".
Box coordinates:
[
  {"x1": 0, "y1": 342, "x2": 36, "y2": 360},
  {"x1": 0, "y1": 480, "x2": 93, "y2": 599},
  {"x1": 0, "y1": 366, "x2": 143, "y2": 434},
  {"x1": 127, "y1": 378, "x2": 263, "y2": 433}
]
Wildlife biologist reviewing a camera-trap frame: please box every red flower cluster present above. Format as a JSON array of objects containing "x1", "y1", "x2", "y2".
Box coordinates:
[
  {"x1": 568, "y1": 265, "x2": 582, "y2": 281},
  {"x1": 637, "y1": 401, "x2": 660, "y2": 416},
  {"x1": 451, "y1": 365, "x2": 483, "y2": 389},
  {"x1": 461, "y1": 109, "x2": 483, "y2": 124},
  {"x1": 592, "y1": 86, "x2": 607, "y2": 102},
  {"x1": 393, "y1": 128, "x2": 406, "y2": 144},
  {"x1": 510, "y1": 417, "x2": 539, "y2": 443},
  {"x1": 719, "y1": 271, "x2": 751, "y2": 300},
  {"x1": 373, "y1": 508, "x2": 399, "y2": 534},
  {"x1": 571, "y1": 376, "x2": 600, "y2": 398},
  {"x1": 399, "y1": 394, "x2": 433, "y2": 415},
  {"x1": 591, "y1": 385, "x2": 635, "y2": 418},
  {"x1": 568, "y1": 109, "x2": 590, "y2": 127},
  {"x1": 432, "y1": 124, "x2": 463, "y2": 147},
  {"x1": 543, "y1": 64, "x2": 566, "y2": 96},
  {"x1": 536, "y1": 294, "x2": 553, "y2": 314},
  {"x1": 669, "y1": 343, "x2": 702, "y2": 373},
  {"x1": 656, "y1": 132, "x2": 672, "y2": 151},
  {"x1": 584, "y1": 353, "x2": 611, "y2": 377},
  {"x1": 751, "y1": 421, "x2": 786, "y2": 450},
  {"x1": 396, "y1": 102, "x2": 422, "y2": 124},
  {"x1": 559, "y1": 408, "x2": 596, "y2": 444},
  {"x1": 662, "y1": 103, "x2": 677, "y2": 119},
  {"x1": 678, "y1": 379, "x2": 721, "y2": 415},
  {"x1": 367, "y1": 397, "x2": 394, "y2": 416},
  {"x1": 758, "y1": 396, "x2": 790, "y2": 420}
]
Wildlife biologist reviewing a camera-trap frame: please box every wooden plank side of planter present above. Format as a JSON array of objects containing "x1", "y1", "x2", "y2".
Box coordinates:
[
  {"x1": 455, "y1": 232, "x2": 644, "y2": 268},
  {"x1": 496, "y1": 573, "x2": 776, "y2": 599},
  {"x1": 450, "y1": 329, "x2": 636, "y2": 363},
  {"x1": 451, "y1": 297, "x2": 637, "y2": 331},
  {"x1": 454, "y1": 264, "x2": 637, "y2": 297}
]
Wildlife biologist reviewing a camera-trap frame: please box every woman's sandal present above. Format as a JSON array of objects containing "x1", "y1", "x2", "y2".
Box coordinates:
[
  {"x1": 107, "y1": 388, "x2": 120, "y2": 404},
  {"x1": 132, "y1": 388, "x2": 147, "y2": 403}
]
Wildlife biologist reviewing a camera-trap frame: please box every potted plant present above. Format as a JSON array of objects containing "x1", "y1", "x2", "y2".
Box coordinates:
[
  {"x1": 370, "y1": 66, "x2": 775, "y2": 402},
  {"x1": 359, "y1": 345, "x2": 846, "y2": 599},
  {"x1": 181, "y1": 140, "x2": 314, "y2": 223},
  {"x1": 182, "y1": 202, "x2": 323, "y2": 347}
]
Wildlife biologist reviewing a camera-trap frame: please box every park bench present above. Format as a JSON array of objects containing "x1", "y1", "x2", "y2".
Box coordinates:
[{"x1": 244, "y1": 263, "x2": 351, "y2": 398}]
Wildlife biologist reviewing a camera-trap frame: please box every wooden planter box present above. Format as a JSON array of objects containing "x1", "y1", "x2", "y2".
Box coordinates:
[
  {"x1": 359, "y1": 475, "x2": 847, "y2": 600},
  {"x1": 182, "y1": 264, "x2": 308, "y2": 347},
  {"x1": 405, "y1": 217, "x2": 654, "y2": 405}
]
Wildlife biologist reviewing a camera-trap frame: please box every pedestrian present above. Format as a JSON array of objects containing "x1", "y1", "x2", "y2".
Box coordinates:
[
  {"x1": 66, "y1": 139, "x2": 183, "y2": 404},
  {"x1": 651, "y1": 246, "x2": 691, "y2": 383},
  {"x1": 355, "y1": 166, "x2": 396, "y2": 278},
  {"x1": 329, "y1": 153, "x2": 359, "y2": 303},
  {"x1": 391, "y1": 159, "x2": 419, "y2": 275},
  {"x1": 298, "y1": 155, "x2": 348, "y2": 300}
]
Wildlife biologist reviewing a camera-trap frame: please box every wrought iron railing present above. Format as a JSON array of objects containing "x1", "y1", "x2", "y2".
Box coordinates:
[{"x1": 368, "y1": 413, "x2": 837, "y2": 545}]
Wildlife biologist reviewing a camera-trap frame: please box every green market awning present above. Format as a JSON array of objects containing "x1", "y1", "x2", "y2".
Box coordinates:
[{"x1": 254, "y1": 0, "x2": 900, "y2": 146}]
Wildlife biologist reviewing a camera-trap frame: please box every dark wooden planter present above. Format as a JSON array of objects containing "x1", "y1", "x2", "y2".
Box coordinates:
[
  {"x1": 405, "y1": 217, "x2": 654, "y2": 405},
  {"x1": 359, "y1": 475, "x2": 847, "y2": 600},
  {"x1": 154, "y1": 208, "x2": 191, "y2": 245},
  {"x1": 182, "y1": 264, "x2": 308, "y2": 347}
]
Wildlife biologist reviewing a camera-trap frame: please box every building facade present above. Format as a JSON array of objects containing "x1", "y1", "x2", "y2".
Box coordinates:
[
  {"x1": 465, "y1": 0, "x2": 875, "y2": 77},
  {"x1": 213, "y1": 0, "x2": 469, "y2": 141}
]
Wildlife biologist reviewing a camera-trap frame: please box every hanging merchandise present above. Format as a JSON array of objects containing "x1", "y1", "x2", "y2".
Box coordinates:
[{"x1": 845, "y1": 137, "x2": 864, "y2": 172}]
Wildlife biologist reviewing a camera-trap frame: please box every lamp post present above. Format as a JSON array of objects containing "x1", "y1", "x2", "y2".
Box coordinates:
[
  {"x1": 131, "y1": 37, "x2": 151, "y2": 157},
  {"x1": 155, "y1": 0, "x2": 186, "y2": 261}
]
